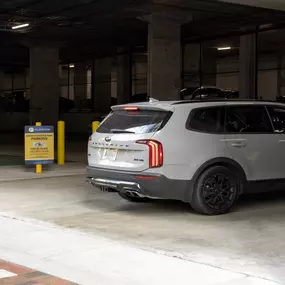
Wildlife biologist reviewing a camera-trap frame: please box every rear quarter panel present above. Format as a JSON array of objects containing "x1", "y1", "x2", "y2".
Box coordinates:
[{"x1": 149, "y1": 105, "x2": 232, "y2": 180}]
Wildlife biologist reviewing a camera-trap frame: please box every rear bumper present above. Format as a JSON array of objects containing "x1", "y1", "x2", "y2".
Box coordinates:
[{"x1": 86, "y1": 166, "x2": 192, "y2": 202}]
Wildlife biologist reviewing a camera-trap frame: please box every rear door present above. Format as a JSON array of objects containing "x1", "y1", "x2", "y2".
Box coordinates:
[
  {"x1": 267, "y1": 105, "x2": 285, "y2": 179},
  {"x1": 224, "y1": 105, "x2": 277, "y2": 180},
  {"x1": 88, "y1": 106, "x2": 172, "y2": 172}
]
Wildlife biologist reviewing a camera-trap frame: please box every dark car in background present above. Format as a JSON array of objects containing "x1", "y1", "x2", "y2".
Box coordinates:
[
  {"x1": 130, "y1": 93, "x2": 149, "y2": 103},
  {"x1": 129, "y1": 87, "x2": 239, "y2": 102},
  {"x1": 277, "y1": 96, "x2": 285, "y2": 103},
  {"x1": 184, "y1": 86, "x2": 239, "y2": 100}
]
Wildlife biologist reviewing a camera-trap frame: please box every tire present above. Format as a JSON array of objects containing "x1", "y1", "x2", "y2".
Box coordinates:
[
  {"x1": 118, "y1": 193, "x2": 150, "y2": 203},
  {"x1": 190, "y1": 165, "x2": 240, "y2": 215}
]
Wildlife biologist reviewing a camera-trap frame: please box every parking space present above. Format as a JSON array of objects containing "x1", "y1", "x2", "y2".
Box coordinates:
[{"x1": 0, "y1": 175, "x2": 285, "y2": 284}]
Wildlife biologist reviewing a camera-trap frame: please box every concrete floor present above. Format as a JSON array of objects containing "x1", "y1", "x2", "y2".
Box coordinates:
[{"x1": 0, "y1": 175, "x2": 285, "y2": 284}]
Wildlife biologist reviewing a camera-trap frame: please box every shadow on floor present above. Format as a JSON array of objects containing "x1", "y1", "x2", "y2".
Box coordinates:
[{"x1": 84, "y1": 187, "x2": 285, "y2": 216}]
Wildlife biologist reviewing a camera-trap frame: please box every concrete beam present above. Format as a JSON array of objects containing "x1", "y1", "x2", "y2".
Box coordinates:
[{"x1": 219, "y1": 0, "x2": 285, "y2": 11}]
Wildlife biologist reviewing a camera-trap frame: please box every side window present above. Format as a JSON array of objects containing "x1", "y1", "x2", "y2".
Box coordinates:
[
  {"x1": 189, "y1": 107, "x2": 225, "y2": 133},
  {"x1": 267, "y1": 106, "x2": 285, "y2": 133},
  {"x1": 225, "y1": 106, "x2": 272, "y2": 133}
]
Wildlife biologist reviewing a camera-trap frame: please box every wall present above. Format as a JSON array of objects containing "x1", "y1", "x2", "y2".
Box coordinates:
[
  {"x1": 0, "y1": 112, "x2": 107, "y2": 133},
  {"x1": 217, "y1": 56, "x2": 279, "y2": 100},
  {"x1": 258, "y1": 56, "x2": 278, "y2": 100},
  {"x1": 62, "y1": 113, "x2": 105, "y2": 133},
  {"x1": 0, "y1": 112, "x2": 29, "y2": 131},
  {"x1": 0, "y1": 71, "x2": 27, "y2": 92},
  {"x1": 0, "y1": 50, "x2": 283, "y2": 132},
  {"x1": 216, "y1": 57, "x2": 239, "y2": 90},
  {"x1": 129, "y1": 50, "x2": 285, "y2": 100},
  {"x1": 111, "y1": 66, "x2": 117, "y2": 98}
]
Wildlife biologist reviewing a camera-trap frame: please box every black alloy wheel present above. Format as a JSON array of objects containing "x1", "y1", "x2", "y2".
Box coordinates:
[
  {"x1": 190, "y1": 166, "x2": 240, "y2": 215},
  {"x1": 202, "y1": 173, "x2": 235, "y2": 211}
]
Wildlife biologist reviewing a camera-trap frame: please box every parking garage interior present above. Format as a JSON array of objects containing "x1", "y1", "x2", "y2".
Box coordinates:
[{"x1": 1, "y1": 0, "x2": 285, "y2": 284}]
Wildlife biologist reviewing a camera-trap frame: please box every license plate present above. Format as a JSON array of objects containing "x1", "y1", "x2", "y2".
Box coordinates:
[{"x1": 102, "y1": 148, "x2": 118, "y2": 161}]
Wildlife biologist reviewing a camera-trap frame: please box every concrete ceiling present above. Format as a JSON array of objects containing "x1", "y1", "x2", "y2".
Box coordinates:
[
  {"x1": 219, "y1": 0, "x2": 285, "y2": 11},
  {"x1": 0, "y1": 0, "x2": 284, "y2": 65}
]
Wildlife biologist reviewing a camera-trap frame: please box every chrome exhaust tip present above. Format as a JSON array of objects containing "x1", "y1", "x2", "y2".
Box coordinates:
[{"x1": 125, "y1": 190, "x2": 146, "y2": 198}]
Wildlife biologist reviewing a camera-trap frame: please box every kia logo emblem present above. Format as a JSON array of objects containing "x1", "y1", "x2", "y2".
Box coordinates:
[{"x1": 105, "y1": 137, "x2": 111, "y2": 142}]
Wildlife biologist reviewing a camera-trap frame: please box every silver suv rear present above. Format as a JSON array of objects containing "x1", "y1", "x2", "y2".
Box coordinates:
[{"x1": 87, "y1": 100, "x2": 285, "y2": 215}]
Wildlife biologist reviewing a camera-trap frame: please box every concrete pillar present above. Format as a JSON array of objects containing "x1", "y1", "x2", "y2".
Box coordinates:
[
  {"x1": 183, "y1": 44, "x2": 200, "y2": 88},
  {"x1": 0, "y1": 70, "x2": 4, "y2": 90},
  {"x1": 93, "y1": 58, "x2": 112, "y2": 113},
  {"x1": 277, "y1": 54, "x2": 285, "y2": 98},
  {"x1": 117, "y1": 51, "x2": 131, "y2": 105},
  {"x1": 29, "y1": 46, "x2": 59, "y2": 125},
  {"x1": 202, "y1": 48, "x2": 217, "y2": 86},
  {"x1": 147, "y1": 14, "x2": 183, "y2": 101},
  {"x1": 132, "y1": 53, "x2": 148, "y2": 95},
  {"x1": 74, "y1": 62, "x2": 87, "y2": 110},
  {"x1": 239, "y1": 34, "x2": 257, "y2": 99}
]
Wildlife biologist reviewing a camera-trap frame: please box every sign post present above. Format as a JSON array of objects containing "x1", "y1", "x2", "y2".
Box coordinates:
[
  {"x1": 35, "y1": 122, "x2": 42, "y2": 174},
  {"x1": 24, "y1": 125, "x2": 54, "y2": 172}
]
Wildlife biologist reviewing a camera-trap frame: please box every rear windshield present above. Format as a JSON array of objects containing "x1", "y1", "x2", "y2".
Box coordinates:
[{"x1": 97, "y1": 110, "x2": 171, "y2": 134}]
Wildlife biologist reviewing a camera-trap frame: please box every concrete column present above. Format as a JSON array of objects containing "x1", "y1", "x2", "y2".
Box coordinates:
[
  {"x1": 93, "y1": 58, "x2": 112, "y2": 113},
  {"x1": 0, "y1": 70, "x2": 4, "y2": 91},
  {"x1": 202, "y1": 48, "x2": 217, "y2": 86},
  {"x1": 147, "y1": 14, "x2": 183, "y2": 101},
  {"x1": 183, "y1": 44, "x2": 202, "y2": 90},
  {"x1": 239, "y1": 34, "x2": 257, "y2": 99},
  {"x1": 117, "y1": 51, "x2": 131, "y2": 105},
  {"x1": 277, "y1": 54, "x2": 285, "y2": 98},
  {"x1": 132, "y1": 53, "x2": 148, "y2": 95},
  {"x1": 74, "y1": 62, "x2": 87, "y2": 110},
  {"x1": 29, "y1": 46, "x2": 59, "y2": 125}
]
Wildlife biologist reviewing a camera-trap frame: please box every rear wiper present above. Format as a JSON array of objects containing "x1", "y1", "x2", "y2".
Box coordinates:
[{"x1": 111, "y1": 129, "x2": 135, "y2": 134}]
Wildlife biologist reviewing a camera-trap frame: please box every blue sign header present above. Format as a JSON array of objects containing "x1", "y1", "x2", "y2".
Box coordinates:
[{"x1": 25, "y1": 126, "x2": 54, "y2": 134}]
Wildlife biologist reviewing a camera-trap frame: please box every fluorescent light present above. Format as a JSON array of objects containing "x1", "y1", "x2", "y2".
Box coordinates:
[
  {"x1": 69, "y1": 64, "x2": 75, "y2": 68},
  {"x1": 12, "y1": 23, "x2": 30, "y2": 30},
  {"x1": 217, "y1": 46, "x2": 232, "y2": 51}
]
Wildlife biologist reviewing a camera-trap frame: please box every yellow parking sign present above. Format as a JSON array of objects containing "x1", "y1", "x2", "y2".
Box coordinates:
[{"x1": 24, "y1": 125, "x2": 54, "y2": 165}]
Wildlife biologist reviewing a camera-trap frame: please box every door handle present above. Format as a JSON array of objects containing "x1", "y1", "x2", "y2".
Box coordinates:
[{"x1": 230, "y1": 142, "x2": 246, "y2": 148}]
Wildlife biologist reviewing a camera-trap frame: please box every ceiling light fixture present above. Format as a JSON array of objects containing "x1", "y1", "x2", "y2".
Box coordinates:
[
  {"x1": 12, "y1": 23, "x2": 30, "y2": 30},
  {"x1": 69, "y1": 64, "x2": 75, "y2": 68},
  {"x1": 217, "y1": 46, "x2": 232, "y2": 51}
]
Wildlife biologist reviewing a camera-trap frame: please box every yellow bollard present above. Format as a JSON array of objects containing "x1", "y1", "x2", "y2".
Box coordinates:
[
  {"x1": 92, "y1": 121, "x2": 100, "y2": 133},
  {"x1": 57, "y1": 121, "x2": 65, "y2": 165},
  {"x1": 35, "y1": 122, "x2": 42, "y2": 174}
]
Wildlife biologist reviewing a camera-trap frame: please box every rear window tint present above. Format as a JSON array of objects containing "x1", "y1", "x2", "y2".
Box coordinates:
[
  {"x1": 188, "y1": 107, "x2": 225, "y2": 133},
  {"x1": 97, "y1": 110, "x2": 171, "y2": 134}
]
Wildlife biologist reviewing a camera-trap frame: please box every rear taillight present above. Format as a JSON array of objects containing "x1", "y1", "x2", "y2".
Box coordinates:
[{"x1": 136, "y1": 140, "x2": 163, "y2": 168}]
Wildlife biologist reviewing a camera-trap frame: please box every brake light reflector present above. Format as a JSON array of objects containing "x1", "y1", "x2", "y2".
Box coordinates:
[
  {"x1": 136, "y1": 140, "x2": 163, "y2": 168},
  {"x1": 124, "y1": 106, "x2": 139, "y2": 111},
  {"x1": 136, "y1": 175, "x2": 157, "y2": 180}
]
